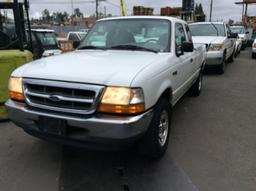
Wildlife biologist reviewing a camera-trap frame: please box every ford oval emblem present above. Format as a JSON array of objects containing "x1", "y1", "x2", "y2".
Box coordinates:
[{"x1": 49, "y1": 95, "x2": 61, "y2": 102}]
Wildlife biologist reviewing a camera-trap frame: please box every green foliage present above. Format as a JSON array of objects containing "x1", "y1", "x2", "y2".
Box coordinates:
[{"x1": 194, "y1": 3, "x2": 205, "y2": 15}]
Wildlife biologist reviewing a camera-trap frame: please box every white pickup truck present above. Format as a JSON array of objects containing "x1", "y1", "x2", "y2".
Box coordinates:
[{"x1": 6, "y1": 16, "x2": 206, "y2": 158}]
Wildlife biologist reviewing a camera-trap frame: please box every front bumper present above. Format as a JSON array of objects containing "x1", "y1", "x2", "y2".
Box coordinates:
[
  {"x1": 5, "y1": 99, "x2": 153, "y2": 149},
  {"x1": 205, "y1": 51, "x2": 224, "y2": 66}
]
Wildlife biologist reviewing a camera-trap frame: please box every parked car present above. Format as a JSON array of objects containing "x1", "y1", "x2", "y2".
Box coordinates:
[
  {"x1": 67, "y1": 31, "x2": 87, "y2": 48},
  {"x1": 230, "y1": 26, "x2": 250, "y2": 49},
  {"x1": 30, "y1": 29, "x2": 62, "y2": 59},
  {"x1": 6, "y1": 16, "x2": 206, "y2": 158},
  {"x1": 252, "y1": 38, "x2": 256, "y2": 59},
  {"x1": 189, "y1": 22, "x2": 237, "y2": 74}
]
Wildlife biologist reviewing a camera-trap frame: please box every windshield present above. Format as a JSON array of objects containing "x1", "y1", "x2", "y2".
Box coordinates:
[
  {"x1": 79, "y1": 19, "x2": 171, "y2": 52},
  {"x1": 230, "y1": 27, "x2": 245, "y2": 34},
  {"x1": 189, "y1": 24, "x2": 225, "y2": 37},
  {"x1": 78, "y1": 33, "x2": 86, "y2": 40},
  {"x1": 36, "y1": 32, "x2": 58, "y2": 47}
]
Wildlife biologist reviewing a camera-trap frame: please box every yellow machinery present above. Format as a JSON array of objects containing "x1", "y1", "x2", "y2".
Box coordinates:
[
  {"x1": 0, "y1": 50, "x2": 33, "y2": 121},
  {"x1": 120, "y1": 0, "x2": 126, "y2": 16},
  {"x1": 0, "y1": 0, "x2": 33, "y2": 121}
]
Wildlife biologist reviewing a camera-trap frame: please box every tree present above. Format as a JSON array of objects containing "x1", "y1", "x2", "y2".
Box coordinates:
[
  {"x1": 73, "y1": 8, "x2": 83, "y2": 18},
  {"x1": 194, "y1": 3, "x2": 206, "y2": 22},
  {"x1": 42, "y1": 9, "x2": 51, "y2": 22},
  {"x1": 52, "y1": 11, "x2": 70, "y2": 22},
  {"x1": 194, "y1": 3, "x2": 199, "y2": 15},
  {"x1": 198, "y1": 3, "x2": 204, "y2": 15}
]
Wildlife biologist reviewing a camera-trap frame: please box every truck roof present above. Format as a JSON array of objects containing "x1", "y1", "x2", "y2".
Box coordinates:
[
  {"x1": 31, "y1": 29, "x2": 55, "y2": 33},
  {"x1": 230, "y1": 25, "x2": 245, "y2": 28},
  {"x1": 189, "y1": 22, "x2": 226, "y2": 25},
  {"x1": 98, "y1": 16, "x2": 187, "y2": 24}
]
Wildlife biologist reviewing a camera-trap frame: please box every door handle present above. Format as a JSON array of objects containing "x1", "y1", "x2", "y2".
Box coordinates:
[{"x1": 172, "y1": 71, "x2": 178, "y2": 76}]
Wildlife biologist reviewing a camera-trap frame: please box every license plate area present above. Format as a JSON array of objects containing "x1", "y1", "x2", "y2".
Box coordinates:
[{"x1": 38, "y1": 116, "x2": 67, "y2": 136}]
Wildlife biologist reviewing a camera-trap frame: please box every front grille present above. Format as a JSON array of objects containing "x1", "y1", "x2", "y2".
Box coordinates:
[{"x1": 23, "y1": 79, "x2": 104, "y2": 115}]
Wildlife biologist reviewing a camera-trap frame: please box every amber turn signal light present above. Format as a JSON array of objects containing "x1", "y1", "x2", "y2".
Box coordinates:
[
  {"x1": 8, "y1": 91, "x2": 25, "y2": 102},
  {"x1": 98, "y1": 103, "x2": 145, "y2": 115}
]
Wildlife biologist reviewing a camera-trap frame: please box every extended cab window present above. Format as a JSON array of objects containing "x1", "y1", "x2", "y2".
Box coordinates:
[
  {"x1": 185, "y1": 25, "x2": 193, "y2": 42},
  {"x1": 79, "y1": 19, "x2": 171, "y2": 53},
  {"x1": 175, "y1": 23, "x2": 186, "y2": 53}
]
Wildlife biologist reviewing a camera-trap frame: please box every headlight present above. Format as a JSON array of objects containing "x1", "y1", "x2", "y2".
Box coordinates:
[
  {"x1": 98, "y1": 87, "x2": 145, "y2": 114},
  {"x1": 253, "y1": 43, "x2": 256, "y2": 48},
  {"x1": 208, "y1": 44, "x2": 224, "y2": 51},
  {"x1": 8, "y1": 77, "x2": 24, "y2": 102}
]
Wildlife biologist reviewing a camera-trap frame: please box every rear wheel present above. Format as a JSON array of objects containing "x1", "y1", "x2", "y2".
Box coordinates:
[
  {"x1": 227, "y1": 49, "x2": 235, "y2": 63},
  {"x1": 138, "y1": 98, "x2": 171, "y2": 159},
  {"x1": 217, "y1": 52, "x2": 226, "y2": 74},
  {"x1": 252, "y1": 53, "x2": 256, "y2": 59},
  {"x1": 189, "y1": 70, "x2": 203, "y2": 96}
]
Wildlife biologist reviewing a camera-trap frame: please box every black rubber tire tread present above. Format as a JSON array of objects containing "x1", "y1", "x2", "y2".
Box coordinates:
[
  {"x1": 217, "y1": 52, "x2": 226, "y2": 75},
  {"x1": 227, "y1": 49, "x2": 235, "y2": 63},
  {"x1": 138, "y1": 98, "x2": 171, "y2": 159},
  {"x1": 188, "y1": 71, "x2": 203, "y2": 97}
]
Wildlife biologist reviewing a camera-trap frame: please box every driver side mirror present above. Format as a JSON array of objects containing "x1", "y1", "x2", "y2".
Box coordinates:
[
  {"x1": 181, "y1": 41, "x2": 194, "y2": 52},
  {"x1": 246, "y1": 31, "x2": 250, "y2": 34}
]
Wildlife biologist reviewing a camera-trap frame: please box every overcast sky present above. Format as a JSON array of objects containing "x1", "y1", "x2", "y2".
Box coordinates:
[{"x1": 29, "y1": 0, "x2": 256, "y2": 22}]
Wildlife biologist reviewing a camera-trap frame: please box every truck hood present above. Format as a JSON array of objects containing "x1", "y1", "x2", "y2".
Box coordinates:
[
  {"x1": 192, "y1": 36, "x2": 226, "y2": 45},
  {"x1": 13, "y1": 50, "x2": 167, "y2": 87}
]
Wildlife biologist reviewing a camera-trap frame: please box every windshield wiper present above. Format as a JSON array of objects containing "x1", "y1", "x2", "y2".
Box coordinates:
[
  {"x1": 77, "y1": 45, "x2": 106, "y2": 50},
  {"x1": 109, "y1": 44, "x2": 158, "y2": 53},
  {"x1": 211, "y1": 23, "x2": 219, "y2": 36}
]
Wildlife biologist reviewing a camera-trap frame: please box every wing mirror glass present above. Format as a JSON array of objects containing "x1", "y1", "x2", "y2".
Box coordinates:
[{"x1": 181, "y1": 41, "x2": 194, "y2": 52}]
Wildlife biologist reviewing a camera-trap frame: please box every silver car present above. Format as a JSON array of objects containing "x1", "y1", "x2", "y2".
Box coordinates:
[{"x1": 189, "y1": 22, "x2": 237, "y2": 74}]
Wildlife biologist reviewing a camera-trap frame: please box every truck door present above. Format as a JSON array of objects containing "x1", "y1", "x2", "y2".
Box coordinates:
[
  {"x1": 226, "y1": 24, "x2": 235, "y2": 58},
  {"x1": 172, "y1": 22, "x2": 193, "y2": 103},
  {"x1": 184, "y1": 24, "x2": 198, "y2": 75}
]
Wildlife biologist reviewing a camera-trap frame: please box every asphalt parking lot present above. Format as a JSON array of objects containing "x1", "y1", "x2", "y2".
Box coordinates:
[{"x1": 0, "y1": 49, "x2": 255, "y2": 191}]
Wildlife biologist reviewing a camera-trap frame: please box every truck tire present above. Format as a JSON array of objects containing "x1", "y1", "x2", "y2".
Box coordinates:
[
  {"x1": 217, "y1": 52, "x2": 226, "y2": 74},
  {"x1": 188, "y1": 70, "x2": 203, "y2": 96},
  {"x1": 227, "y1": 49, "x2": 235, "y2": 63},
  {"x1": 138, "y1": 98, "x2": 171, "y2": 159}
]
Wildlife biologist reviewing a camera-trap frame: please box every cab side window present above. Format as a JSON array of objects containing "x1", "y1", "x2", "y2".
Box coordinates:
[
  {"x1": 226, "y1": 25, "x2": 231, "y2": 37},
  {"x1": 175, "y1": 23, "x2": 186, "y2": 54},
  {"x1": 185, "y1": 25, "x2": 193, "y2": 42}
]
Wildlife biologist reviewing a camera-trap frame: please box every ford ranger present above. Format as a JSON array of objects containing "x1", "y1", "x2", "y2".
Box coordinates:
[{"x1": 6, "y1": 16, "x2": 206, "y2": 158}]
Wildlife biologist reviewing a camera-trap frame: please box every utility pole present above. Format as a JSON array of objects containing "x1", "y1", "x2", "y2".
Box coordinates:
[
  {"x1": 71, "y1": 0, "x2": 74, "y2": 16},
  {"x1": 96, "y1": 0, "x2": 99, "y2": 20},
  {"x1": 209, "y1": 0, "x2": 213, "y2": 21}
]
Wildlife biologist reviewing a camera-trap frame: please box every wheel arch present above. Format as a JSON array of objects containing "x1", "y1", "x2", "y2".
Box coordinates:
[{"x1": 153, "y1": 80, "x2": 173, "y2": 108}]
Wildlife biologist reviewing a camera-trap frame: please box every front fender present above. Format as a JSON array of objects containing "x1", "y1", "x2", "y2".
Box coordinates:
[{"x1": 135, "y1": 70, "x2": 173, "y2": 110}]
